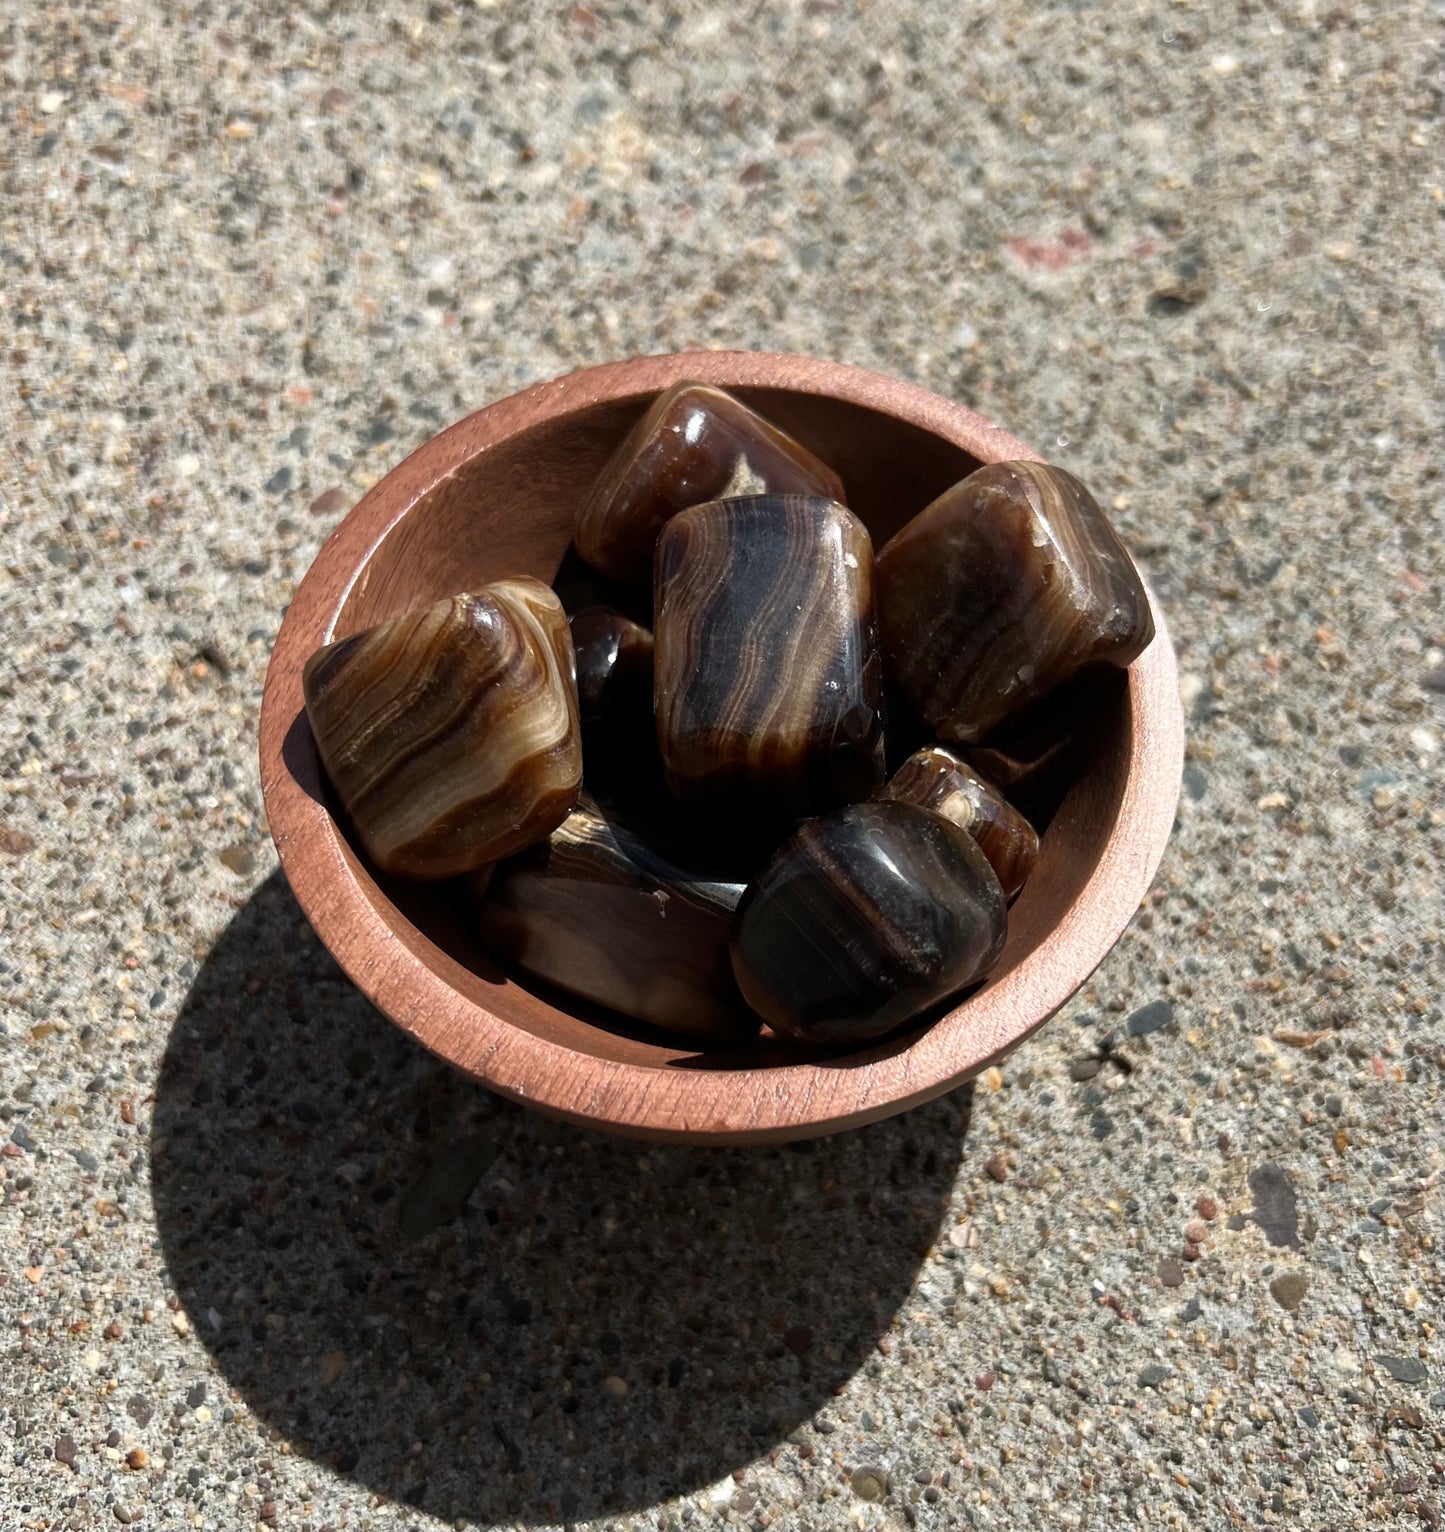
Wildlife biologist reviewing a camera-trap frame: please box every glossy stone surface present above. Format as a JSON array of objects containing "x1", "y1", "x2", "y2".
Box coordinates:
[
  {"x1": 569, "y1": 605, "x2": 654, "y2": 738},
  {"x1": 875, "y1": 461, "x2": 1155, "y2": 744},
  {"x1": 730, "y1": 800, "x2": 1007, "y2": 1045},
  {"x1": 655, "y1": 494, "x2": 885, "y2": 821},
  {"x1": 479, "y1": 792, "x2": 757, "y2": 1043},
  {"x1": 303, "y1": 579, "x2": 580, "y2": 879},
  {"x1": 881, "y1": 746, "x2": 1039, "y2": 898},
  {"x1": 575, "y1": 381, "x2": 846, "y2": 585}
]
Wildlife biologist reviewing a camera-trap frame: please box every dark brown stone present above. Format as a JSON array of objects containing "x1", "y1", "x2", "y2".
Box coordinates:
[
  {"x1": 875, "y1": 461, "x2": 1154, "y2": 744},
  {"x1": 654, "y1": 494, "x2": 885, "y2": 822},
  {"x1": 881, "y1": 746, "x2": 1039, "y2": 898},
  {"x1": 568, "y1": 605, "x2": 654, "y2": 741},
  {"x1": 575, "y1": 381, "x2": 845, "y2": 585},
  {"x1": 479, "y1": 792, "x2": 758, "y2": 1043},
  {"x1": 303, "y1": 579, "x2": 581, "y2": 878},
  {"x1": 729, "y1": 800, "x2": 1006, "y2": 1045}
]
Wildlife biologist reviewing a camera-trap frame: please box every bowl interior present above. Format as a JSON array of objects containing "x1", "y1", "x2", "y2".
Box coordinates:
[{"x1": 298, "y1": 383, "x2": 1131, "y2": 1076}]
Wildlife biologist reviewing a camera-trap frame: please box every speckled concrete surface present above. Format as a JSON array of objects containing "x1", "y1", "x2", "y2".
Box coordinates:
[{"x1": 3, "y1": 2, "x2": 1443, "y2": 1528}]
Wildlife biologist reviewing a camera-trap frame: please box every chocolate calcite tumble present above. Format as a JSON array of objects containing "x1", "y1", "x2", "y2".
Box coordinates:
[
  {"x1": 881, "y1": 746, "x2": 1039, "y2": 898},
  {"x1": 575, "y1": 381, "x2": 846, "y2": 586},
  {"x1": 302, "y1": 579, "x2": 581, "y2": 879},
  {"x1": 730, "y1": 800, "x2": 1007, "y2": 1045},
  {"x1": 875, "y1": 461, "x2": 1155, "y2": 744},
  {"x1": 479, "y1": 793, "x2": 757, "y2": 1043},
  {"x1": 654, "y1": 495, "x2": 885, "y2": 820},
  {"x1": 569, "y1": 605, "x2": 654, "y2": 737}
]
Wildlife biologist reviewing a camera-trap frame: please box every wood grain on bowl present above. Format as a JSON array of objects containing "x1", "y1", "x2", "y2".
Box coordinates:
[{"x1": 259, "y1": 351, "x2": 1183, "y2": 1143}]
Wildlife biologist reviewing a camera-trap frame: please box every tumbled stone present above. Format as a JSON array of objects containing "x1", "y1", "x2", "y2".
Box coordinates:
[
  {"x1": 655, "y1": 494, "x2": 884, "y2": 821},
  {"x1": 730, "y1": 800, "x2": 1007, "y2": 1044},
  {"x1": 479, "y1": 792, "x2": 758, "y2": 1042},
  {"x1": 575, "y1": 382, "x2": 845, "y2": 585},
  {"x1": 568, "y1": 604, "x2": 666, "y2": 806},
  {"x1": 303, "y1": 579, "x2": 580, "y2": 879},
  {"x1": 569, "y1": 605, "x2": 654, "y2": 740},
  {"x1": 881, "y1": 746, "x2": 1038, "y2": 898},
  {"x1": 875, "y1": 461, "x2": 1154, "y2": 744}
]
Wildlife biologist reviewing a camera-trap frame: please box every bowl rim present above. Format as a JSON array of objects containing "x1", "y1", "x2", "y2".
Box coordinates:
[{"x1": 259, "y1": 350, "x2": 1183, "y2": 1143}]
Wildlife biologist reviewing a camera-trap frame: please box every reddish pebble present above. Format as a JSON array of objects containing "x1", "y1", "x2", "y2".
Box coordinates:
[
  {"x1": 983, "y1": 1153, "x2": 1009, "y2": 1183},
  {"x1": 975, "y1": 1371, "x2": 996, "y2": 1391},
  {"x1": 1196, "y1": 1194, "x2": 1218, "y2": 1221},
  {"x1": 308, "y1": 486, "x2": 347, "y2": 518},
  {"x1": 1183, "y1": 1219, "x2": 1209, "y2": 1244},
  {"x1": 1181, "y1": 1241, "x2": 1202, "y2": 1262},
  {"x1": 125, "y1": 1448, "x2": 148, "y2": 1470}
]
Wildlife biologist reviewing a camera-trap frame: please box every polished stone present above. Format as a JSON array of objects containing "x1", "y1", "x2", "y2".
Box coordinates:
[
  {"x1": 881, "y1": 746, "x2": 1038, "y2": 898},
  {"x1": 478, "y1": 792, "x2": 757, "y2": 1043},
  {"x1": 302, "y1": 579, "x2": 580, "y2": 879},
  {"x1": 654, "y1": 494, "x2": 885, "y2": 821},
  {"x1": 730, "y1": 800, "x2": 1007, "y2": 1045},
  {"x1": 569, "y1": 604, "x2": 654, "y2": 738},
  {"x1": 575, "y1": 381, "x2": 845, "y2": 585},
  {"x1": 875, "y1": 460, "x2": 1154, "y2": 744}
]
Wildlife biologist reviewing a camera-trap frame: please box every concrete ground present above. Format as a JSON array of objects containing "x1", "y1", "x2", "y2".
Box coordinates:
[{"x1": 2, "y1": 1, "x2": 1442, "y2": 1528}]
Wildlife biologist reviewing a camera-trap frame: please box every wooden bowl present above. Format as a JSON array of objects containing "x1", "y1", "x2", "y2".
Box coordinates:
[{"x1": 259, "y1": 352, "x2": 1183, "y2": 1144}]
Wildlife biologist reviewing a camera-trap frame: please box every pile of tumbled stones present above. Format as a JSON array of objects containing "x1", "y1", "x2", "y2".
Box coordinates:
[{"x1": 303, "y1": 383, "x2": 1154, "y2": 1049}]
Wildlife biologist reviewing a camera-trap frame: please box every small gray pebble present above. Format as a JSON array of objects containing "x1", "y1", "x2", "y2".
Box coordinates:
[
  {"x1": 1374, "y1": 1356, "x2": 1428, "y2": 1385},
  {"x1": 1126, "y1": 1000, "x2": 1174, "y2": 1037}
]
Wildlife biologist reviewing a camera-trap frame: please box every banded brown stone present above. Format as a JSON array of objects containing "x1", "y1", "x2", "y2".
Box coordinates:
[
  {"x1": 479, "y1": 792, "x2": 757, "y2": 1042},
  {"x1": 302, "y1": 579, "x2": 580, "y2": 879},
  {"x1": 881, "y1": 746, "x2": 1039, "y2": 899},
  {"x1": 875, "y1": 461, "x2": 1154, "y2": 745},
  {"x1": 654, "y1": 494, "x2": 885, "y2": 822},
  {"x1": 575, "y1": 382, "x2": 845, "y2": 586},
  {"x1": 729, "y1": 800, "x2": 1007, "y2": 1045}
]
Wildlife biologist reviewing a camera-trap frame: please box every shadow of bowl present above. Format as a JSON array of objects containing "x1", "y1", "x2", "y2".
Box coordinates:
[{"x1": 152, "y1": 872, "x2": 971, "y2": 1524}]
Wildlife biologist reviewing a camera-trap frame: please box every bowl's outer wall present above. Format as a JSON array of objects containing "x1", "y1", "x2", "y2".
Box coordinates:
[{"x1": 260, "y1": 352, "x2": 1184, "y2": 1142}]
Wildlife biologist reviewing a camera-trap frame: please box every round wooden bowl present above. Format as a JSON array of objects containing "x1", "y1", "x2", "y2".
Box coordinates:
[{"x1": 259, "y1": 352, "x2": 1183, "y2": 1144}]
